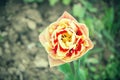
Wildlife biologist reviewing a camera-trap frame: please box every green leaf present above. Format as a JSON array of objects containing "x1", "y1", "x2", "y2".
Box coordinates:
[
  {"x1": 80, "y1": 0, "x2": 97, "y2": 13},
  {"x1": 78, "y1": 68, "x2": 86, "y2": 80},
  {"x1": 80, "y1": 0, "x2": 88, "y2": 7},
  {"x1": 49, "y1": 0, "x2": 59, "y2": 6},
  {"x1": 102, "y1": 7, "x2": 114, "y2": 32},
  {"x1": 93, "y1": 75, "x2": 100, "y2": 80},
  {"x1": 84, "y1": 17, "x2": 94, "y2": 36},
  {"x1": 86, "y1": 58, "x2": 99, "y2": 64},
  {"x1": 23, "y1": 0, "x2": 35, "y2": 3},
  {"x1": 72, "y1": 4, "x2": 86, "y2": 19},
  {"x1": 81, "y1": 47, "x2": 103, "y2": 64},
  {"x1": 64, "y1": 73, "x2": 74, "y2": 80},
  {"x1": 58, "y1": 63, "x2": 74, "y2": 80},
  {"x1": 36, "y1": 0, "x2": 43, "y2": 2},
  {"x1": 89, "y1": 66, "x2": 96, "y2": 72},
  {"x1": 0, "y1": 35, "x2": 3, "y2": 42},
  {"x1": 94, "y1": 19, "x2": 104, "y2": 32},
  {"x1": 23, "y1": 0, "x2": 43, "y2": 3},
  {"x1": 58, "y1": 63, "x2": 72, "y2": 74},
  {"x1": 89, "y1": 48, "x2": 104, "y2": 54},
  {"x1": 88, "y1": 7, "x2": 97, "y2": 13},
  {"x1": 62, "y1": 0, "x2": 71, "y2": 5},
  {"x1": 108, "y1": 45, "x2": 117, "y2": 53},
  {"x1": 105, "y1": 62, "x2": 117, "y2": 79},
  {"x1": 102, "y1": 30, "x2": 114, "y2": 43}
]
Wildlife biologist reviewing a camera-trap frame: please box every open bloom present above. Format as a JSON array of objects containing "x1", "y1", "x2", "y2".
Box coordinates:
[{"x1": 39, "y1": 11, "x2": 94, "y2": 67}]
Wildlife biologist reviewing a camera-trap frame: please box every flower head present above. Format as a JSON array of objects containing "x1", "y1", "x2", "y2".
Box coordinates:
[{"x1": 39, "y1": 11, "x2": 94, "y2": 67}]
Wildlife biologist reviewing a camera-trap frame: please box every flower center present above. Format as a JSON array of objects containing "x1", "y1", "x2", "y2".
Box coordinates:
[
  {"x1": 57, "y1": 29, "x2": 75, "y2": 49},
  {"x1": 61, "y1": 32, "x2": 72, "y2": 43}
]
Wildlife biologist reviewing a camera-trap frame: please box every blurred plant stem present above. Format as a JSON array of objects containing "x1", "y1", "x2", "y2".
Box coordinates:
[
  {"x1": 70, "y1": 59, "x2": 81, "y2": 80},
  {"x1": 70, "y1": 61, "x2": 75, "y2": 74}
]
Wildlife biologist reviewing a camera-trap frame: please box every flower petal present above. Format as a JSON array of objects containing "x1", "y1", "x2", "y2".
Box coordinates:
[
  {"x1": 39, "y1": 11, "x2": 94, "y2": 67},
  {"x1": 79, "y1": 23, "x2": 89, "y2": 37},
  {"x1": 48, "y1": 55, "x2": 65, "y2": 67},
  {"x1": 57, "y1": 11, "x2": 77, "y2": 21},
  {"x1": 39, "y1": 28, "x2": 50, "y2": 47},
  {"x1": 85, "y1": 38, "x2": 94, "y2": 49}
]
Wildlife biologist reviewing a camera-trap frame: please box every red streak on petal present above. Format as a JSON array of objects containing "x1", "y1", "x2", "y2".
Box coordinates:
[
  {"x1": 54, "y1": 39, "x2": 58, "y2": 44},
  {"x1": 75, "y1": 39, "x2": 84, "y2": 54},
  {"x1": 59, "y1": 45, "x2": 68, "y2": 52},
  {"x1": 75, "y1": 24, "x2": 82, "y2": 35},
  {"x1": 52, "y1": 45, "x2": 58, "y2": 54},
  {"x1": 75, "y1": 37, "x2": 79, "y2": 42},
  {"x1": 66, "y1": 48, "x2": 74, "y2": 57},
  {"x1": 76, "y1": 29, "x2": 82, "y2": 35},
  {"x1": 75, "y1": 44, "x2": 81, "y2": 55},
  {"x1": 66, "y1": 52, "x2": 72, "y2": 57},
  {"x1": 56, "y1": 30, "x2": 67, "y2": 37}
]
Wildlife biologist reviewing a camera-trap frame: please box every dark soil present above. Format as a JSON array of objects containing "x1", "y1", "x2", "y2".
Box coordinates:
[{"x1": 0, "y1": 0, "x2": 71, "y2": 80}]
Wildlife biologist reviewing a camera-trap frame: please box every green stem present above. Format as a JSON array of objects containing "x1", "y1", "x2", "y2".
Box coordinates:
[
  {"x1": 70, "y1": 59, "x2": 81, "y2": 80},
  {"x1": 77, "y1": 59, "x2": 81, "y2": 80},
  {"x1": 74, "y1": 59, "x2": 81, "y2": 80},
  {"x1": 70, "y1": 61, "x2": 75, "y2": 75}
]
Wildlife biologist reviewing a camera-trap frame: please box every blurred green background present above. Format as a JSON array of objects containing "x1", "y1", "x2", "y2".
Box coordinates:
[{"x1": 0, "y1": 0, "x2": 120, "y2": 80}]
